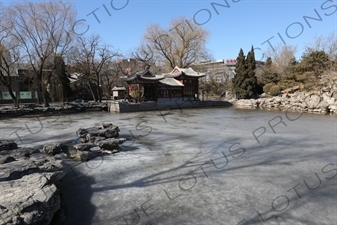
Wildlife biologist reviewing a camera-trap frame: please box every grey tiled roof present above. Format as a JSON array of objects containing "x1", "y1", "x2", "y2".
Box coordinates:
[
  {"x1": 159, "y1": 77, "x2": 184, "y2": 87},
  {"x1": 121, "y1": 69, "x2": 164, "y2": 81},
  {"x1": 165, "y1": 66, "x2": 206, "y2": 78},
  {"x1": 112, "y1": 86, "x2": 126, "y2": 91}
]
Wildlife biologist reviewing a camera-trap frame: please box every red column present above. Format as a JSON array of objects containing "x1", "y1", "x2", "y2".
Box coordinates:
[{"x1": 138, "y1": 83, "x2": 140, "y2": 103}]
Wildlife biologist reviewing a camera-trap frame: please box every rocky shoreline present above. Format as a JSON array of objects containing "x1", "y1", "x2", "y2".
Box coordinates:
[
  {"x1": 0, "y1": 140, "x2": 65, "y2": 225},
  {"x1": 0, "y1": 100, "x2": 109, "y2": 118},
  {"x1": 231, "y1": 90, "x2": 337, "y2": 114},
  {"x1": 2, "y1": 89, "x2": 337, "y2": 117},
  {"x1": 0, "y1": 122, "x2": 126, "y2": 225}
]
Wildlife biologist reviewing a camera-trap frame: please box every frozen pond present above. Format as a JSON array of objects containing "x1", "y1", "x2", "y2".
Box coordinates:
[{"x1": 1, "y1": 108, "x2": 336, "y2": 225}]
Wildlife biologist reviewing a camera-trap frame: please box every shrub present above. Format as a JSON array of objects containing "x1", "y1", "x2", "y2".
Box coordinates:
[
  {"x1": 269, "y1": 85, "x2": 281, "y2": 96},
  {"x1": 263, "y1": 83, "x2": 275, "y2": 93}
]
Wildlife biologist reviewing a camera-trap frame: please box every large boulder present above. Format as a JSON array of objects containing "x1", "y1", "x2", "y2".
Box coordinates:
[
  {"x1": 104, "y1": 128, "x2": 120, "y2": 138},
  {"x1": 63, "y1": 146, "x2": 94, "y2": 162},
  {"x1": 73, "y1": 151, "x2": 94, "y2": 162},
  {"x1": 43, "y1": 143, "x2": 65, "y2": 156},
  {"x1": 7, "y1": 148, "x2": 40, "y2": 160},
  {"x1": 0, "y1": 146, "x2": 65, "y2": 225},
  {"x1": 102, "y1": 122, "x2": 114, "y2": 129},
  {"x1": 0, "y1": 146, "x2": 40, "y2": 165},
  {"x1": 0, "y1": 173, "x2": 64, "y2": 225},
  {"x1": 72, "y1": 143, "x2": 95, "y2": 152},
  {"x1": 304, "y1": 94, "x2": 321, "y2": 109},
  {"x1": 0, "y1": 153, "x2": 63, "y2": 181},
  {"x1": 97, "y1": 138, "x2": 126, "y2": 154},
  {"x1": 76, "y1": 123, "x2": 120, "y2": 143},
  {"x1": 0, "y1": 140, "x2": 18, "y2": 151},
  {"x1": 329, "y1": 103, "x2": 337, "y2": 113},
  {"x1": 233, "y1": 99, "x2": 258, "y2": 108},
  {"x1": 0, "y1": 156, "x2": 15, "y2": 164}
]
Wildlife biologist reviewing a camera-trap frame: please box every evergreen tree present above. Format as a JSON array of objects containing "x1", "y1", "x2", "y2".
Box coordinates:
[
  {"x1": 245, "y1": 46, "x2": 259, "y2": 98},
  {"x1": 278, "y1": 57, "x2": 299, "y2": 89},
  {"x1": 232, "y1": 47, "x2": 259, "y2": 99},
  {"x1": 298, "y1": 50, "x2": 329, "y2": 79},
  {"x1": 261, "y1": 57, "x2": 279, "y2": 85},
  {"x1": 50, "y1": 56, "x2": 72, "y2": 102},
  {"x1": 279, "y1": 51, "x2": 330, "y2": 90},
  {"x1": 232, "y1": 48, "x2": 247, "y2": 99}
]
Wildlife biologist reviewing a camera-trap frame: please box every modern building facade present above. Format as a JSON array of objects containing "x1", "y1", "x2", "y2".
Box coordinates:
[
  {"x1": 191, "y1": 59, "x2": 265, "y2": 83},
  {"x1": 0, "y1": 64, "x2": 39, "y2": 104}
]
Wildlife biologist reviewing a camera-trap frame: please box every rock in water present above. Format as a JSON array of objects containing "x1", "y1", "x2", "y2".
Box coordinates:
[
  {"x1": 72, "y1": 143, "x2": 95, "y2": 152},
  {"x1": 0, "y1": 156, "x2": 15, "y2": 164},
  {"x1": 43, "y1": 143, "x2": 65, "y2": 156},
  {"x1": 97, "y1": 138, "x2": 126, "y2": 154},
  {"x1": 0, "y1": 140, "x2": 18, "y2": 151}
]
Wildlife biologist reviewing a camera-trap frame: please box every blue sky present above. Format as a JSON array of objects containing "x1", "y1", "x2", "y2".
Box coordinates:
[{"x1": 2, "y1": 0, "x2": 337, "y2": 62}]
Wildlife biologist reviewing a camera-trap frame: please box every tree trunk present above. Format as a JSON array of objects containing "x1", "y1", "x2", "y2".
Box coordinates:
[
  {"x1": 36, "y1": 81, "x2": 42, "y2": 105},
  {"x1": 97, "y1": 84, "x2": 102, "y2": 103},
  {"x1": 40, "y1": 82, "x2": 49, "y2": 106},
  {"x1": 42, "y1": 90, "x2": 50, "y2": 107},
  {"x1": 36, "y1": 91, "x2": 42, "y2": 105},
  {"x1": 8, "y1": 86, "x2": 19, "y2": 108},
  {"x1": 88, "y1": 81, "x2": 97, "y2": 102},
  {"x1": 96, "y1": 76, "x2": 102, "y2": 103}
]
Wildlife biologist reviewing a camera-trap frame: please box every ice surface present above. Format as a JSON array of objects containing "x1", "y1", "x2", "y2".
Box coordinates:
[{"x1": 1, "y1": 108, "x2": 336, "y2": 225}]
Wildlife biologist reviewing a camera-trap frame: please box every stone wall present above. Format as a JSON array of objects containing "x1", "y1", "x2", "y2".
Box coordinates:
[{"x1": 232, "y1": 91, "x2": 337, "y2": 114}]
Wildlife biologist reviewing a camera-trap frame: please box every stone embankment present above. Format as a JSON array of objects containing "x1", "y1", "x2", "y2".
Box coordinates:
[
  {"x1": 232, "y1": 91, "x2": 337, "y2": 114},
  {"x1": 0, "y1": 123, "x2": 126, "y2": 225},
  {"x1": 0, "y1": 100, "x2": 109, "y2": 118},
  {"x1": 0, "y1": 140, "x2": 65, "y2": 225}
]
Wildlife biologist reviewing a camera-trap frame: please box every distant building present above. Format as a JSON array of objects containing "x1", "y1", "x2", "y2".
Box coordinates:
[
  {"x1": 68, "y1": 72, "x2": 97, "y2": 100},
  {"x1": 111, "y1": 86, "x2": 126, "y2": 100},
  {"x1": 0, "y1": 63, "x2": 39, "y2": 104},
  {"x1": 192, "y1": 59, "x2": 265, "y2": 83}
]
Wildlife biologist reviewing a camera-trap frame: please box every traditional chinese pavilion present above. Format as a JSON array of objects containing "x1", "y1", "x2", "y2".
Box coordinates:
[{"x1": 121, "y1": 67, "x2": 205, "y2": 103}]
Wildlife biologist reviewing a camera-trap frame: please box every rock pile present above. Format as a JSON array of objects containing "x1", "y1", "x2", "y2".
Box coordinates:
[
  {"x1": 0, "y1": 122, "x2": 126, "y2": 224},
  {"x1": 42, "y1": 123, "x2": 126, "y2": 162},
  {"x1": 233, "y1": 90, "x2": 337, "y2": 114},
  {"x1": 0, "y1": 141, "x2": 65, "y2": 225},
  {"x1": 73, "y1": 122, "x2": 126, "y2": 159}
]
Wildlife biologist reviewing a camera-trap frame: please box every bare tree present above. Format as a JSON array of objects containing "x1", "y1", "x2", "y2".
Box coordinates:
[
  {"x1": 143, "y1": 17, "x2": 212, "y2": 71},
  {"x1": 264, "y1": 44, "x2": 298, "y2": 76},
  {"x1": 304, "y1": 32, "x2": 337, "y2": 75},
  {"x1": 305, "y1": 32, "x2": 337, "y2": 61},
  {"x1": 100, "y1": 59, "x2": 124, "y2": 97},
  {"x1": 0, "y1": 16, "x2": 21, "y2": 107},
  {"x1": 73, "y1": 35, "x2": 120, "y2": 102},
  {"x1": 2, "y1": 1, "x2": 78, "y2": 106},
  {"x1": 132, "y1": 45, "x2": 162, "y2": 73}
]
